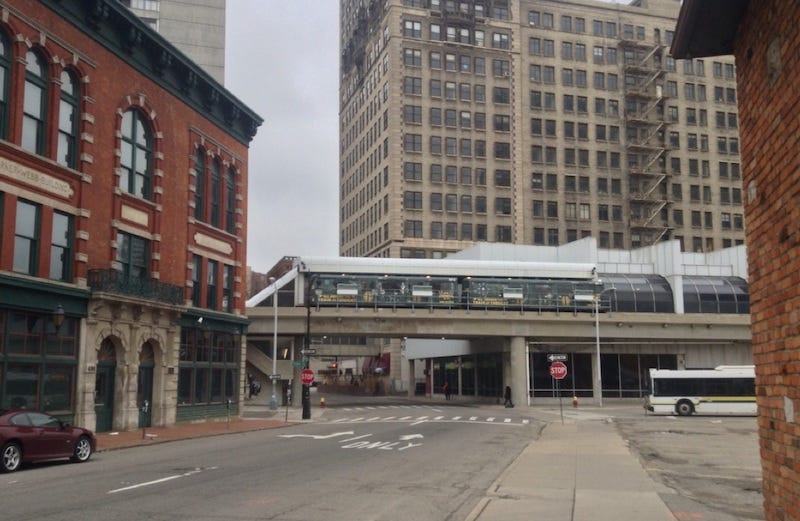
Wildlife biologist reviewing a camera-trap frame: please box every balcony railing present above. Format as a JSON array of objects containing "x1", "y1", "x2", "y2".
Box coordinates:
[{"x1": 88, "y1": 269, "x2": 184, "y2": 305}]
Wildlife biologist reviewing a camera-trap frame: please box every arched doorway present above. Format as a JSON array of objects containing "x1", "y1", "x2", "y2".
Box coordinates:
[
  {"x1": 95, "y1": 339, "x2": 117, "y2": 432},
  {"x1": 138, "y1": 342, "x2": 155, "y2": 428}
]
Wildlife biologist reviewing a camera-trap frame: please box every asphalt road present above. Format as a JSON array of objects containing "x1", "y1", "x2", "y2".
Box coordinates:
[
  {"x1": 531, "y1": 401, "x2": 763, "y2": 521},
  {"x1": 0, "y1": 400, "x2": 543, "y2": 521},
  {"x1": 0, "y1": 397, "x2": 763, "y2": 521},
  {"x1": 614, "y1": 409, "x2": 762, "y2": 521}
]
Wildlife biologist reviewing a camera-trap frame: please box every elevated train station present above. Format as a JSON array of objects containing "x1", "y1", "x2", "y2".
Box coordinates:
[{"x1": 246, "y1": 238, "x2": 750, "y2": 406}]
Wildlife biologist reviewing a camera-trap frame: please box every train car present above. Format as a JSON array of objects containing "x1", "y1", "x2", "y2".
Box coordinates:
[
  {"x1": 461, "y1": 277, "x2": 601, "y2": 311},
  {"x1": 309, "y1": 274, "x2": 459, "y2": 308}
]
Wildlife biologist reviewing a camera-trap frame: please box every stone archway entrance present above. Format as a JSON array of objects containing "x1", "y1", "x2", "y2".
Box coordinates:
[
  {"x1": 95, "y1": 339, "x2": 117, "y2": 433},
  {"x1": 137, "y1": 342, "x2": 155, "y2": 428}
]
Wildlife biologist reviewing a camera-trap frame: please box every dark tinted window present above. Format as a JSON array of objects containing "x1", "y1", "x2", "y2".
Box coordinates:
[
  {"x1": 598, "y1": 274, "x2": 674, "y2": 313},
  {"x1": 683, "y1": 276, "x2": 749, "y2": 314}
]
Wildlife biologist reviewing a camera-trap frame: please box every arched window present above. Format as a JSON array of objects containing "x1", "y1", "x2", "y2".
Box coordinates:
[
  {"x1": 98, "y1": 339, "x2": 117, "y2": 361},
  {"x1": 210, "y1": 157, "x2": 221, "y2": 227},
  {"x1": 0, "y1": 32, "x2": 10, "y2": 138},
  {"x1": 194, "y1": 147, "x2": 206, "y2": 220},
  {"x1": 120, "y1": 109, "x2": 153, "y2": 198},
  {"x1": 22, "y1": 49, "x2": 47, "y2": 154},
  {"x1": 57, "y1": 69, "x2": 80, "y2": 168},
  {"x1": 225, "y1": 166, "x2": 236, "y2": 234}
]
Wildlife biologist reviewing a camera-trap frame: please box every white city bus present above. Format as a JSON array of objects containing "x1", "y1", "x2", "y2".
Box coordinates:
[{"x1": 645, "y1": 365, "x2": 756, "y2": 416}]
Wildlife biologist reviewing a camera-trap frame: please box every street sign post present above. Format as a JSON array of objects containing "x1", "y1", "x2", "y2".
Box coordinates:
[
  {"x1": 301, "y1": 368, "x2": 315, "y2": 386},
  {"x1": 547, "y1": 353, "x2": 568, "y2": 362},
  {"x1": 549, "y1": 361, "x2": 568, "y2": 424},
  {"x1": 269, "y1": 374, "x2": 281, "y2": 381},
  {"x1": 301, "y1": 349, "x2": 316, "y2": 356}
]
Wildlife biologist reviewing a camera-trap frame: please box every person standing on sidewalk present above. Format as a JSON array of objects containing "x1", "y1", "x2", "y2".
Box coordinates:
[
  {"x1": 442, "y1": 381, "x2": 451, "y2": 400},
  {"x1": 504, "y1": 385, "x2": 514, "y2": 408}
]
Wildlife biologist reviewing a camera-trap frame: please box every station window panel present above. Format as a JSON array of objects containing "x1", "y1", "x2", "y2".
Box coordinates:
[
  {"x1": 598, "y1": 274, "x2": 675, "y2": 313},
  {"x1": 682, "y1": 276, "x2": 749, "y2": 314}
]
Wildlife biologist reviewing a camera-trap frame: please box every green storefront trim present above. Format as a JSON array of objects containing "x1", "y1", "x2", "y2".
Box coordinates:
[
  {"x1": 176, "y1": 403, "x2": 240, "y2": 422},
  {"x1": 180, "y1": 309, "x2": 249, "y2": 334},
  {"x1": 0, "y1": 274, "x2": 89, "y2": 317}
]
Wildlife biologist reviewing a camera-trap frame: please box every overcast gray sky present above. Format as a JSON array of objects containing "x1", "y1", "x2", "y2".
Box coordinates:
[{"x1": 226, "y1": 2, "x2": 341, "y2": 273}]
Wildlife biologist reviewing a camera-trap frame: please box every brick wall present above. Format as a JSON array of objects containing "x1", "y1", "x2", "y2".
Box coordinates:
[
  {"x1": 736, "y1": 1, "x2": 800, "y2": 519},
  {"x1": 4, "y1": 0, "x2": 251, "y2": 314}
]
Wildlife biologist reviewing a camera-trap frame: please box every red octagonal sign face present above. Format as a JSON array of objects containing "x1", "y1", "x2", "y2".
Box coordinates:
[
  {"x1": 301, "y1": 369, "x2": 315, "y2": 385},
  {"x1": 549, "y1": 361, "x2": 568, "y2": 380}
]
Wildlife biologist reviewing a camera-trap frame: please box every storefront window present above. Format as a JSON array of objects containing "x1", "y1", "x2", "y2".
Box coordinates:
[
  {"x1": 178, "y1": 327, "x2": 239, "y2": 407},
  {"x1": 1, "y1": 309, "x2": 78, "y2": 412}
]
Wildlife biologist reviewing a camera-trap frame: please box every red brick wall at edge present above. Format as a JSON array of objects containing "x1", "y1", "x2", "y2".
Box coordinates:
[{"x1": 736, "y1": 1, "x2": 800, "y2": 519}]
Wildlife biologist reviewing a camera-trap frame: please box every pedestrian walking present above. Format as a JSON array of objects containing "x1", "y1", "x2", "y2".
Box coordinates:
[
  {"x1": 504, "y1": 385, "x2": 514, "y2": 408},
  {"x1": 443, "y1": 381, "x2": 451, "y2": 400}
]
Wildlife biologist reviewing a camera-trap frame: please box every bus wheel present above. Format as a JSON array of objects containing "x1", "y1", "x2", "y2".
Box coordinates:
[{"x1": 675, "y1": 400, "x2": 694, "y2": 416}]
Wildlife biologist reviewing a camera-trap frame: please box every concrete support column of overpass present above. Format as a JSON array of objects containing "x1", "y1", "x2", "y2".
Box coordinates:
[
  {"x1": 510, "y1": 337, "x2": 528, "y2": 407},
  {"x1": 592, "y1": 350, "x2": 601, "y2": 406},
  {"x1": 406, "y1": 358, "x2": 415, "y2": 398}
]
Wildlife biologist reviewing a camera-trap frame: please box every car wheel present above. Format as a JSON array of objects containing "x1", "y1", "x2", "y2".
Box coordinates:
[
  {"x1": 71, "y1": 436, "x2": 93, "y2": 463},
  {"x1": 675, "y1": 400, "x2": 694, "y2": 416},
  {"x1": 1, "y1": 441, "x2": 22, "y2": 473}
]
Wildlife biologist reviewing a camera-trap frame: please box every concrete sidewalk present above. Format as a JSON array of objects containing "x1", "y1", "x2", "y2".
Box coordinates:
[
  {"x1": 94, "y1": 416, "x2": 292, "y2": 451},
  {"x1": 466, "y1": 415, "x2": 674, "y2": 521}
]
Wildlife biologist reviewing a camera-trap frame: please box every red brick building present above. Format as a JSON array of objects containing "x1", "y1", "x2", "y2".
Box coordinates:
[
  {"x1": 0, "y1": 0, "x2": 261, "y2": 432},
  {"x1": 673, "y1": 1, "x2": 800, "y2": 519}
]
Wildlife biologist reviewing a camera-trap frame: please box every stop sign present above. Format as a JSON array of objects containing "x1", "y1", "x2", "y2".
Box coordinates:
[
  {"x1": 549, "y1": 361, "x2": 568, "y2": 380},
  {"x1": 301, "y1": 368, "x2": 315, "y2": 386}
]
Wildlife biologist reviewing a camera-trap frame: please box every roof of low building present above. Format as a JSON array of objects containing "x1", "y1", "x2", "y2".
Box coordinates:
[{"x1": 671, "y1": 0, "x2": 749, "y2": 58}]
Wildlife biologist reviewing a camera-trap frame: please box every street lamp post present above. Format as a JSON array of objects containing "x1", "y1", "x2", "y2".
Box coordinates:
[
  {"x1": 269, "y1": 277, "x2": 278, "y2": 411},
  {"x1": 594, "y1": 284, "x2": 616, "y2": 407}
]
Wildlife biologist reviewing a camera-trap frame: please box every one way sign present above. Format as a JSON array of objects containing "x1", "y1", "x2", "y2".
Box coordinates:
[{"x1": 547, "y1": 353, "x2": 567, "y2": 362}]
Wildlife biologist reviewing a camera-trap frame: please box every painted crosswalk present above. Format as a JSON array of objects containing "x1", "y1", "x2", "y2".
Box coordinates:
[
  {"x1": 325, "y1": 405, "x2": 533, "y2": 426},
  {"x1": 330, "y1": 415, "x2": 531, "y2": 426}
]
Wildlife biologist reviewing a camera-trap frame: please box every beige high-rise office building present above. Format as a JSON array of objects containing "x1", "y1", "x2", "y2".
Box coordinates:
[
  {"x1": 339, "y1": 0, "x2": 743, "y2": 258},
  {"x1": 120, "y1": 0, "x2": 226, "y2": 84}
]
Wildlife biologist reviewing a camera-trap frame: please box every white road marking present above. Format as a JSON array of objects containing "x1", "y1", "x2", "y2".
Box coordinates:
[
  {"x1": 504, "y1": 418, "x2": 512, "y2": 423},
  {"x1": 399, "y1": 434, "x2": 424, "y2": 441},
  {"x1": 279, "y1": 431, "x2": 354, "y2": 440},
  {"x1": 341, "y1": 434, "x2": 373, "y2": 443},
  {"x1": 486, "y1": 417, "x2": 495, "y2": 422},
  {"x1": 108, "y1": 467, "x2": 213, "y2": 494}
]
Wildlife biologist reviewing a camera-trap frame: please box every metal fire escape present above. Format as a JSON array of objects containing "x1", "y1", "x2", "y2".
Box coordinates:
[
  {"x1": 341, "y1": 0, "x2": 385, "y2": 85},
  {"x1": 620, "y1": 36, "x2": 671, "y2": 246}
]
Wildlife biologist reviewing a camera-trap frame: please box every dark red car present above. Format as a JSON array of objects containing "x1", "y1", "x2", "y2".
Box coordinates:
[{"x1": 0, "y1": 409, "x2": 96, "y2": 473}]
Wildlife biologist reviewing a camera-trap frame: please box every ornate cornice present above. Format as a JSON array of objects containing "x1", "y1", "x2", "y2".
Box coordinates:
[{"x1": 38, "y1": 0, "x2": 263, "y2": 145}]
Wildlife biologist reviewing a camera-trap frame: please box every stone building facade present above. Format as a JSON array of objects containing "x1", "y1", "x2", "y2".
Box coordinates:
[{"x1": 339, "y1": 0, "x2": 744, "y2": 259}]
